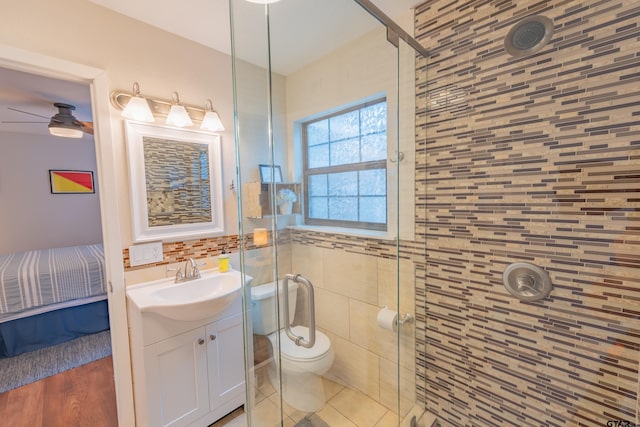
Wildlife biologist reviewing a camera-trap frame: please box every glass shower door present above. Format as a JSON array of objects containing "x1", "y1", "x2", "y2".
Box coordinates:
[{"x1": 229, "y1": 1, "x2": 427, "y2": 425}]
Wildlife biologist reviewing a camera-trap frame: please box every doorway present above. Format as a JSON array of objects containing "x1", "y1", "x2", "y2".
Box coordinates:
[
  {"x1": 0, "y1": 46, "x2": 134, "y2": 426},
  {"x1": 0, "y1": 64, "x2": 109, "y2": 380}
]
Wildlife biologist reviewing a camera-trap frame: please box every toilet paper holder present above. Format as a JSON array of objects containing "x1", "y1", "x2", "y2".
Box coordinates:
[
  {"x1": 398, "y1": 312, "x2": 414, "y2": 326},
  {"x1": 378, "y1": 306, "x2": 414, "y2": 330}
]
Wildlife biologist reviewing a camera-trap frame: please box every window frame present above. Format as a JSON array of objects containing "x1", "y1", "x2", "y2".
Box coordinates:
[{"x1": 302, "y1": 97, "x2": 388, "y2": 231}]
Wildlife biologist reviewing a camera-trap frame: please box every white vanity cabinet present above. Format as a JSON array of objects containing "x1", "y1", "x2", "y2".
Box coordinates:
[
  {"x1": 128, "y1": 296, "x2": 246, "y2": 427},
  {"x1": 143, "y1": 327, "x2": 209, "y2": 427},
  {"x1": 205, "y1": 315, "x2": 245, "y2": 409}
]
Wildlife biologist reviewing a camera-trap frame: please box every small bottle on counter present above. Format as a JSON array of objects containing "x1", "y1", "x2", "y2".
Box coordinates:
[{"x1": 218, "y1": 248, "x2": 229, "y2": 273}]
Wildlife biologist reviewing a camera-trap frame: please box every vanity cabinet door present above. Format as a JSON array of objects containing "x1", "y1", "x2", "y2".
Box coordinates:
[
  {"x1": 144, "y1": 327, "x2": 209, "y2": 427},
  {"x1": 206, "y1": 312, "x2": 245, "y2": 409}
]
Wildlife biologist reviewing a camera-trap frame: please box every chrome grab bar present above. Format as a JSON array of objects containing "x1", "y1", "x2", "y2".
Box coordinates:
[{"x1": 282, "y1": 273, "x2": 316, "y2": 348}]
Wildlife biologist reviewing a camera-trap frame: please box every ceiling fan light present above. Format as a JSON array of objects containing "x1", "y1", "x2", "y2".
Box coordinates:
[
  {"x1": 49, "y1": 124, "x2": 83, "y2": 138},
  {"x1": 48, "y1": 103, "x2": 83, "y2": 139},
  {"x1": 201, "y1": 110, "x2": 224, "y2": 132},
  {"x1": 166, "y1": 105, "x2": 193, "y2": 127},
  {"x1": 122, "y1": 95, "x2": 154, "y2": 122}
]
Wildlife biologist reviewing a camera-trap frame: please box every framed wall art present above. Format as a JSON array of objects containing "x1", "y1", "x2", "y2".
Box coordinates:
[
  {"x1": 259, "y1": 164, "x2": 283, "y2": 183},
  {"x1": 49, "y1": 170, "x2": 95, "y2": 194},
  {"x1": 125, "y1": 121, "x2": 225, "y2": 242}
]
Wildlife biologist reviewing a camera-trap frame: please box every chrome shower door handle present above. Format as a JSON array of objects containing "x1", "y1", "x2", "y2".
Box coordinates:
[{"x1": 283, "y1": 273, "x2": 316, "y2": 348}]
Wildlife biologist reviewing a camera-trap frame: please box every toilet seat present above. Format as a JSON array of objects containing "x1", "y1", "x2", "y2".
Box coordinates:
[{"x1": 269, "y1": 326, "x2": 331, "y2": 362}]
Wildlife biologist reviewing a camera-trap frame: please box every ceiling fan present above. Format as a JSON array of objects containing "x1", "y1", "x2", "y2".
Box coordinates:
[{"x1": 3, "y1": 102, "x2": 93, "y2": 138}]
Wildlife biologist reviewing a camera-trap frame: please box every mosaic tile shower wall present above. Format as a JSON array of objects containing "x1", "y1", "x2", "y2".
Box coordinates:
[{"x1": 414, "y1": 1, "x2": 640, "y2": 426}]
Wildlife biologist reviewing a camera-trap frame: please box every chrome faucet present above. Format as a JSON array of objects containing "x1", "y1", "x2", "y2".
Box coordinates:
[
  {"x1": 169, "y1": 258, "x2": 202, "y2": 283},
  {"x1": 182, "y1": 258, "x2": 201, "y2": 281}
]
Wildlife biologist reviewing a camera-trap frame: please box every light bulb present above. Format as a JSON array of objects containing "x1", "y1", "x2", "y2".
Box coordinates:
[
  {"x1": 165, "y1": 92, "x2": 193, "y2": 127},
  {"x1": 122, "y1": 96, "x2": 154, "y2": 122},
  {"x1": 121, "y1": 82, "x2": 155, "y2": 122},
  {"x1": 201, "y1": 110, "x2": 224, "y2": 132}
]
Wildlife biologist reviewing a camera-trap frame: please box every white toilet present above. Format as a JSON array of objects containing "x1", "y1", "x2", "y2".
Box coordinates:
[{"x1": 251, "y1": 280, "x2": 335, "y2": 412}]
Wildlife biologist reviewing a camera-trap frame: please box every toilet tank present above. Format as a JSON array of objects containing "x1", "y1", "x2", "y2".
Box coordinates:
[{"x1": 251, "y1": 280, "x2": 299, "y2": 335}]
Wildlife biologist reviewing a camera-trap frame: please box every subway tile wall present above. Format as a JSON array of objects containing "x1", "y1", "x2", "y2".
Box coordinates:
[
  {"x1": 289, "y1": 230, "x2": 422, "y2": 417},
  {"x1": 414, "y1": 0, "x2": 640, "y2": 426}
]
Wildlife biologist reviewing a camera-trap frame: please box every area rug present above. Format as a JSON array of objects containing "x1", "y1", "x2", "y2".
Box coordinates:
[
  {"x1": 294, "y1": 413, "x2": 330, "y2": 427},
  {"x1": 0, "y1": 330, "x2": 112, "y2": 393}
]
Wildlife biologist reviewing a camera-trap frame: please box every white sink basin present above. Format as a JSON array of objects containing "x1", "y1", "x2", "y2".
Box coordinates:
[{"x1": 127, "y1": 269, "x2": 250, "y2": 321}]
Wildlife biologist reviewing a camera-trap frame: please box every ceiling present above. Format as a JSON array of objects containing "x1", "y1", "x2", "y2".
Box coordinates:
[
  {"x1": 89, "y1": 0, "x2": 418, "y2": 75},
  {"x1": 0, "y1": 0, "x2": 418, "y2": 138}
]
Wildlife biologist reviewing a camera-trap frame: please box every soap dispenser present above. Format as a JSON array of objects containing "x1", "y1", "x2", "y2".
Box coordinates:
[{"x1": 218, "y1": 248, "x2": 229, "y2": 273}]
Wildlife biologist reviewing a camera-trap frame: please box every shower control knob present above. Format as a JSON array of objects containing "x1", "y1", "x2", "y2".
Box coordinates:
[
  {"x1": 515, "y1": 274, "x2": 537, "y2": 292},
  {"x1": 503, "y1": 262, "x2": 552, "y2": 301}
]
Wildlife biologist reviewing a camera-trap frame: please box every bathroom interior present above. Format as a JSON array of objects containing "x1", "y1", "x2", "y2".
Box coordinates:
[
  {"x1": 227, "y1": 0, "x2": 639, "y2": 426},
  {"x1": 126, "y1": 0, "x2": 639, "y2": 425},
  {"x1": 2, "y1": 0, "x2": 636, "y2": 426}
]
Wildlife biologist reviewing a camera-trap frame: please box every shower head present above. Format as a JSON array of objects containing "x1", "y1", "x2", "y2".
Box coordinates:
[{"x1": 504, "y1": 15, "x2": 554, "y2": 58}]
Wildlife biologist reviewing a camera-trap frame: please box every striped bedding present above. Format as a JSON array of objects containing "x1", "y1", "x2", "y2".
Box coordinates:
[{"x1": 0, "y1": 244, "x2": 106, "y2": 317}]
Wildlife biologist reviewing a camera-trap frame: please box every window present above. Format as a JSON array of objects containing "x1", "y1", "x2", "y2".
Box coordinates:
[{"x1": 303, "y1": 98, "x2": 387, "y2": 231}]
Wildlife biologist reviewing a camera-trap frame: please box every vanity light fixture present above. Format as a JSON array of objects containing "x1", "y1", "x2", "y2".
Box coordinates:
[
  {"x1": 166, "y1": 92, "x2": 193, "y2": 127},
  {"x1": 110, "y1": 86, "x2": 223, "y2": 131},
  {"x1": 121, "y1": 82, "x2": 155, "y2": 123},
  {"x1": 200, "y1": 99, "x2": 224, "y2": 132}
]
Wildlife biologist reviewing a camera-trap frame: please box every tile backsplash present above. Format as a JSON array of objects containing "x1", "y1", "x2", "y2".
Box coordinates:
[{"x1": 123, "y1": 235, "x2": 240, "y2": 271}]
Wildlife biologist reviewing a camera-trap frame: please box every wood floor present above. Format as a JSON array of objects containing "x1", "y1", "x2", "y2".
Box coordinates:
[{"x1": 0, "y1": 356, "x2": 118, "y2": 427}]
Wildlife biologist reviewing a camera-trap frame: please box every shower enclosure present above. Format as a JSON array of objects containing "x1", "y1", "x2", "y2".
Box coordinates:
[
  {"x1": 230, "y1": 0, "x2": 639, "y2": 426},
  {"x1": 229, "y1": 0, "x2": 427, "y2": 425}
]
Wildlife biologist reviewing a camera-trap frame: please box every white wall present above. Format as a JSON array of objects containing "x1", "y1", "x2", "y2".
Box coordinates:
[{"x1": 0, "y1": 131, "x2": 102, "y2": 253}]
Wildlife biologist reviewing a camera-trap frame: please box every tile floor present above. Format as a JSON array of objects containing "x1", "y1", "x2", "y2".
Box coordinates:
[{"x1": 212, "y1": 364, "x2": 432, "y2": 427}]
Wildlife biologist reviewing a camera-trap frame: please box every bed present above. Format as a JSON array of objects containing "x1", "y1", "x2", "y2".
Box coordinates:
[{"x1": 0, "y1": 243, "x2": 109, "y2": 357}]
